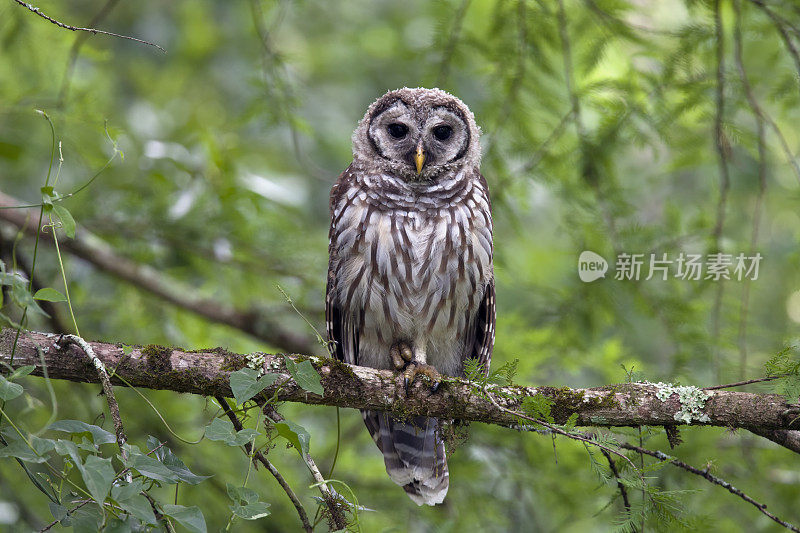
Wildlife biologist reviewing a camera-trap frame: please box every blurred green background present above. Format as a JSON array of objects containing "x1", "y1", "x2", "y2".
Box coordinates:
[{"x1": 1, "y1": 0, "x2": 799, "y2": 531}]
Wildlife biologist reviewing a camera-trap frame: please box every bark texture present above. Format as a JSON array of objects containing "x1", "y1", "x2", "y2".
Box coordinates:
[{"x1": 2, "y1": 328, "x2": 798, "y2": 431}]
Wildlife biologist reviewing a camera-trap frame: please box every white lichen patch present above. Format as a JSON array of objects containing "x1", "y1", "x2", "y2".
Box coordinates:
[
  {"x1": 646, "y1": 381, "x2": 712, "y2": 424},
  {"x1": 245, "y1": 352, "x2": 266, "y2": 376}
]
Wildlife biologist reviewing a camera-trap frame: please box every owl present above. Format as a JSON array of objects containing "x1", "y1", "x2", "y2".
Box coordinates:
[{"x1": 326, "y1": 87, "x2": 495, "y2": 506}]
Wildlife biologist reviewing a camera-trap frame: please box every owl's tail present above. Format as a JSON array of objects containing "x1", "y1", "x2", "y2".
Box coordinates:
[{"x1": 362, "y1": 410, "x2": 449, "y2": 506}]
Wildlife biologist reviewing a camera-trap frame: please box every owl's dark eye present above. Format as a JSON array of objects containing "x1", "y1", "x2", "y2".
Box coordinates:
[
  {"x1": 387, "y1": 123, "x2": 409, "y2": 139},
  {"x1": 432, "y1": 125, "x2": 453, "y2": 141}
]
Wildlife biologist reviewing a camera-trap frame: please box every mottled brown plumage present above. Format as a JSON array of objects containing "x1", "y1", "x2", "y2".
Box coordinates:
[{"x1": 326, "y1": 87, "x2": 495, "y2": 505}]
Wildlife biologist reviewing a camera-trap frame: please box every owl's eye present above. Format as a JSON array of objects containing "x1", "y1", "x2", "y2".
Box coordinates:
[
  {"x1": 432, "y1": 125, "x2": 453, "y2": 141},
  {"x1": 387, "y1": 123, "x2": 409, "y2": 139}
]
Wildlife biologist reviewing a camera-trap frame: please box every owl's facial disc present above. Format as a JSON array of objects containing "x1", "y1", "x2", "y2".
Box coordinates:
[{"x1": 367, "y1": 98, "x2": 471, "y2": 180}]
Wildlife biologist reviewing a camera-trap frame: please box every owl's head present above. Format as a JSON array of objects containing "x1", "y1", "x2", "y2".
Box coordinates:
[{"x1": 352, "y1": 87, "x2": 481, "y2": 181}]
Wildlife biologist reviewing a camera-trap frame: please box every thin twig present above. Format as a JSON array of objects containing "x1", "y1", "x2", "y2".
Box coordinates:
[
  {"x1": 13, "y1": 0, "x2": 165, "y2": 53},
  {"x1": 55, "y1": 334, "x2": 130, "y2": 480},
  {"x1": 481, "y1": 386, "x2": 642, "y2": 476},
  {"x1": 262, "y1": 403, "x2": 348, "y2": 530},
  {"x1": 215, "y1": 396, "x2": 313, "y2": 533},
  {"x1": 39, "y1": 499, "x2": 92, "y2": 532},
  {"x1": 599, "y1": 448, "x2": 633, "y2": 522},
  {"x1": 749, "y1": 0, "x2": 800, "y2": 94},
  {"x1": 703, "y1": 374, "x2": 787, "y2": 390},
  {"x1": 620, "y1": 442, "x2": 800, "y2": 532}
]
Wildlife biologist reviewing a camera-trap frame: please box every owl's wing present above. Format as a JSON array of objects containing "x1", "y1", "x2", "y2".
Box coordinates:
[
  {"x1": 325, "y1": 166, "x2": 360, "y2": 366},
  {"x1": 325, "y1": 272, "x2": 360, "y2": 365},
  {"x1": 471, "y1": 278, "x2": 496, "y2": 376}
]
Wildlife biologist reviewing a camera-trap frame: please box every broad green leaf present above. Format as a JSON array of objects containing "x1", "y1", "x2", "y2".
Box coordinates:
[
  {"x1": 116, "y1": 494, "x2": 157, "y2": 525},
  {"x1": 161, "y1": 504, "x2": 207, "y2": 533},
  {"x1": 49, "y1": 502, "x2": 68, "y2": 522},
  {"x1": 231, "y1": 500, "x2": 271, "y2": 520},
  {"x1": 71, "y1": 505, "x2": 103, "y2": 533},
  {"x1": 81, "y1": 455, "x2": 114, "y2": 504},
  {"x1": 49, "y1": 420, "x2": 117, "y2": 445},
  {"x1": 7, "y1": 365, "x2": 35, "y2": 381},
  {"x1": 0, "y1": 375, "x2": 23, "y2": 400},
  {"x1": 149, "y1": 439, "x2": 209, "y2": 485},
  {"x1": 111, "y1": 479, "x2": 144, "y2": 502},
  {"x1": 53, "y1": 204, "x2": 76, "y2": 238},
  {"x1": 284, "y1": 356, "x2": 323, "y2": 396},
  {"x1": 227, "y1": 484, "x2": 271, "y2": 520},
  {"x1": 129, "y1": 453, "x2": 182, "y2": 484},
  {"x1": 104, "y1": 517, "x2": 135, "y2": 533},
  {"x1": 0, "y1": 432, "x2": 54, "y2": 463},
  {"x1": 229, "y1": 368, "x2": 277, "y2": 405},
  {"x1": 53, "y1": 439, "x2": 82, "y2": 466},
  {"x1": 10, "y1": 282, "x2": 48, "y2": 317},
  {"x1": 274, "y1": 420, "x2": 310, "y2": 456},
  {"x1": 204, "y1": 418, "x2": 259, "y2": 447},
  {"x1": 33, "y1": 287, "x2": 66, "y2": 302}
]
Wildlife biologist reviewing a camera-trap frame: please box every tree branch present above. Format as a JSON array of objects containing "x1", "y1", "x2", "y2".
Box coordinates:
[
  {"x1": 13, "y1": 0, "x2": 166, "y2": 53},
  {"x1": 2, "y1": 329, "x2": 798, "y2": 434},
  {"x1": 620, "y1": 442, "x2": 800, "y2": 532},
  {"x1": 215, "y1": 396, "x2": 313, "y2": 533},
  {"x1": 0, "y1": 192, "x2": 318, "y2": 355}
]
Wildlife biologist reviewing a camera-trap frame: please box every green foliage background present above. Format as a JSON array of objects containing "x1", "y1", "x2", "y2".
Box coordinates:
[{"x1": 1, "y1": 0, "x2": 799, "y2": 530}]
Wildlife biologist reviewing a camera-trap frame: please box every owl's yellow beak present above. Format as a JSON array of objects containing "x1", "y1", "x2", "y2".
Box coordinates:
[{"x1": 414, "y1": 144, "x2": 426, "y2": 175}]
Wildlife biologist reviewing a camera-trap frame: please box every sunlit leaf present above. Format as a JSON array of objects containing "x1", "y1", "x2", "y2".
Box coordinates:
[
  {"x1": 274, "y1": 420, "x2": 310, "y2": 456},
  {"x1": 229, "y1": 368, "x2": 277, "y2": 405},
  {"x1": 284, "y1": 356, "x2": 323, "y2": 396},
  {"x1": 161, "y1": 504, "x2": 207, "y2": 533}
]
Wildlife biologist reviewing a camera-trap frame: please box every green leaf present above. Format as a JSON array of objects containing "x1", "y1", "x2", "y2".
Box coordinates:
[
  {"x1": 229, "y1": 368, "x2": 278, "y2": 405},
  {"x1": 53, "y1": 204, "x2": 76, "y2": 238},
  {"x1": 0, "y1": 432, "x2": 54, "y2": 463},
  {"x1": 204, "y1": 418, "x2": 259, "y2": 447},
  {"x1": 284, "y1": 356, "x2": 323, "y2": 396},
  {"x1": 111, "y1": 479, "x2": 144, "y2": 502},
  {"x1": 227, "y1": 484, "x2": 271, "y2": 520},
  {"x1": 49, "y1": 420, "x2": 117, "y2": 445},
  {"x1": 7, "y1": 365, "x2": 35, "y2": 381},
  {"x1": 104, "y1": 517, "x2": 135, "y2": 533},
  {"x1": 274, "y1": 420, "x2": 310, "y2": 456},
  {"x1": 49, "y1": 502, "x2": 68, "y2": 523},
  {"x1": 147, "y1": 438, "x2": 209, "y2": 485},
  {"x1": 0, "y1": 375, "x2": 23, "y2": 400},
  {"x1": 10, "y1": 282, "x2": 48, "y2": 317},
  {"x1": 71, "y1": 505, "x2": 103, "y2": 533},
  {"x1": 161, "y1": 504, "x2": 207, "y2": 533},
  {"x1": 33, "y1": 287, "x2": 66, "y2": 302},
  {"x1": 129, "y1": 452, "x2": 183, "y2": 484},
  {"x1": 40, "y1": 185, "x2": 54, "y2": 197},
  {"x1": 116, "y1": 493, "x2": 157, "y2": 525},
  {"x1": 81, "y1": 455, "x2": 115, "y2": 504}
]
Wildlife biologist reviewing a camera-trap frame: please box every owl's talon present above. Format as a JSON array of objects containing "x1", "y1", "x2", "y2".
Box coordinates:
[{"x1": 403, "y1": 362, "x2": 441, "y2": 392}]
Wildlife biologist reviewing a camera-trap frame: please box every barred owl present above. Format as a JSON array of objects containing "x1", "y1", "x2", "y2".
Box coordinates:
[{"x1": 326, "y1": 87, "x2": 495, "y2": 506}]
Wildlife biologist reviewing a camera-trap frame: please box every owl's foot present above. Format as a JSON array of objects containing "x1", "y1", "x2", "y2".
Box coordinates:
[
  {"x1": 390, "y1": 342, "x2": 414, "y2": 371},
  {"x1": 403, "y1": 362, "x2": 442, "y2": 393},
  {"x1": 390, "y1": 342, "x2": 442, "y2": 392}
]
